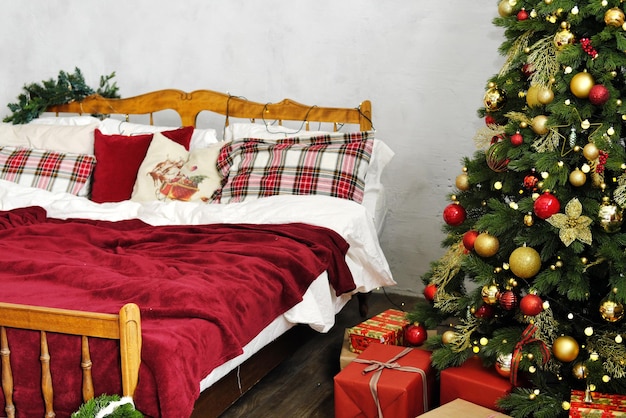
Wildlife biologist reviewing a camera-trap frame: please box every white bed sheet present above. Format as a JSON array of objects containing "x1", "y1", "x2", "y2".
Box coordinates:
[{"x1": 0, "y1": 180, "x2": 395, "y2": 391}]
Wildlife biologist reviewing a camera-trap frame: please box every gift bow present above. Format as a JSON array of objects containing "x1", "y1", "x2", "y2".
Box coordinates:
[
  {"x1": 354, "y1": 347, "x2": 428, "y2": 418},
  {"x1": 510, "y1": 323, "x2": 551, "y2": 386}
]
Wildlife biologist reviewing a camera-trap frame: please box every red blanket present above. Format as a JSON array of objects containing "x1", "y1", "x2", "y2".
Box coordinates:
[{"x1": 0, "y1": 206, "x2": 355, "y2": 417}]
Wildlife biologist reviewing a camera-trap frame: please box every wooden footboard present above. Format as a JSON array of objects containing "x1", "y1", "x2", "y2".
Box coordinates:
[{"x1": 0, "y1": 302, "x2": 141, "y2": 418}]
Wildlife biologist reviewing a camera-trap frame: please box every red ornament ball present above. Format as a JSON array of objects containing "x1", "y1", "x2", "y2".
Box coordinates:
[
  {"x1": 474, "y1": 304, "x2": 495, "y2": 319},
  {"x1": 522, "y1": 63, "x2": 534, "y2": 78},
  {"x1": 588, "y1": 84, "x2": 610, "y2": 106},
  {"x1": 423, "y1": 283, "x2": 437, "y2": 302},
  {"x1": 485, "y1": 115, "x2": 497, "y2": 126},
  {"x1": 517, "y1": 8, "x2": 529, "y2": 21},
  {"x1": 533, "y1": 192, "x2": 560, "y2": 220},
  {"x1": 499, "y1": 290, "x2": 519, "y2": 310},
  {"x1": 405, "y1": 323, "x2": 428, "y2": 346},
  {"x1": 523, "y1": 174, "x2": 539, "y2": 191},
  {"x1": 510, "y1": 132, "x2": 524, "y2": 147},
  {"x1": 520, "y1": 294, "x2": 544, "y2": 316},
  {"x1": 443, "y1": 203, "x2": 466, "y2": 226},
  {"x1": 462, "y1": 230, "x2": 479, "y2": 251}
]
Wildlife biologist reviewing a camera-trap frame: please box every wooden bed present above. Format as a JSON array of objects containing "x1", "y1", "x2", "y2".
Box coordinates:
[{"x1": 0, "y1": 89, "x2": 376, "y2": 418}]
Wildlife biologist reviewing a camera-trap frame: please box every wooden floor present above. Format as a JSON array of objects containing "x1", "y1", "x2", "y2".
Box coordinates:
[{"x1": 219, "y1": 290, "x2": 421, "y2": 418}]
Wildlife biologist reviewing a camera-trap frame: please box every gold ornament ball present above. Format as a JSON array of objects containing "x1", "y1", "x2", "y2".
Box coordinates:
[
  {"x1": 481, "y1": 284, "x2": 500, "y2": 305},
  {"x1": 572, "y1": 362, "x2": 588, "y2": 380},
  {"x1": 442, "y1": 330, "x2": 456, "y2": 345},
  {"x1": 554, "y1": 28, "x2": 576, "y2": 50},
  {"x1": 600, "y1": 299, "x2": 625, "y2": 322},
  {"x1": 569, "y1": 168, "x2": 587, "y2": 187},
  {"x1": 474, "y1": 233, "x2": 500, "y2": 258},
  {"x1": 537, "y1": 87, "x2": 555, "y2": 105},
  {"x1": 484, "y1": 86, "x2": 507, "y2": 112},
  {"x1": 605, "y1": 7, "x2": 626, "y2": 27},
  {"x1": 526, "y1": 85, "x2": 540, "y2": 108},
  {"x1": 582, "y1": 143, "x2": 600, "y2": 160},
  {"x1": 524, "y1": 213, "x2": 534, "y2": 226},
  {"x1": 598, "y1": 203, "x2": 624, "y2": 233},
  {"x1": 509, "y1": 246, "x2": 542, "y2": 279},
  {"x1": 553, "y1": 336, "x2": 580, "y2": 362},
  {"x1": 495, "y1": 353, "x2": 513, "y2": 378},
  {"x1": 498, "y1": 0, "x2": 514, "y2": 17},
  {"x1": 531, "y1": 115, "x2": 549, "y2": 135},
  {"x1": 570, "y1": 72, "x2": 595, "y2": 99},
  {"x1": 455, "y1": 173, "x2": 470, "y2": 191}
]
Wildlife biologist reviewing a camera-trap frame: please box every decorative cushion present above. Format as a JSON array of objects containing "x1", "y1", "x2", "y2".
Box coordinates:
[
  {"x1": 212, "y1": 131, "x2": 374, "y2": 204},
  {"x1": 91, "y1": 126, "x2": 193, "y2": 203},
  {"x1": 0, "y1": 122, "x2": 98, "y2": 155},
  {"x1": 131, "y1": 132, "x2": 225, "y2": 203},
  {"x1": 0, "y1": 146, "x2": 96, "y2": 196}
]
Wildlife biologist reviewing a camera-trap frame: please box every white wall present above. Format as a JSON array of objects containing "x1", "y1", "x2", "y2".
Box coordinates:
[{"x1": 0, "y1": 1, "x2": 504, "y2": 296}]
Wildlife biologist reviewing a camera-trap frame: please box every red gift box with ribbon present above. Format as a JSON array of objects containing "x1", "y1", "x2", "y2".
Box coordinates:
[
  {"x1": 570, "y1": 389, "x2": 626, "y2": 417},
  {"x1": 439, "y1": 356, "x2": 513, "y2": 411},
  {"x1": 334, "y1": 343, "x2": 434, "y2": 418},
  {"x1": 347, "y1": 308, "x2": 410, "y2": 354}
]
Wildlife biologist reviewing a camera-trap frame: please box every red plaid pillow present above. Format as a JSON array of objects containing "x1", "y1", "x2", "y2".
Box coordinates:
[
  {"x1": 0, "y1": 146, "x2": 96, "y2": 196},
  {"x1": 212, "y1": 131, "x2": 374, "y2": 204}
]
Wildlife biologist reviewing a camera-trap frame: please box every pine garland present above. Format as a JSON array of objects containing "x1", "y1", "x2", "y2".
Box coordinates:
[{"x1": 3, "y1": 67, "x2": 120, "y2": 124}]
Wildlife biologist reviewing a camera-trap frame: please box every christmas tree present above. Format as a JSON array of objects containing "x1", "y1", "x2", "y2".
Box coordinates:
[{"x1": 409, "y1": 1, "x2": 626, "y2": 416}]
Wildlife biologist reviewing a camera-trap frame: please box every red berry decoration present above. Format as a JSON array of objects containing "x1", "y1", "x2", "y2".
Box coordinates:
[
  {"x1": 510, "y1": 131, "x2": 524, "y2": 147},
  {"x1": 499, "y1": 290, "x2": 519, "y2": 310},
  {"x1": 462, "y1": 230, "x2": 479, "y2": 251},
  {"x1": 520, "y1": 294, "x2": 544, "y2": 316},
  {"x1": 580, "y1": 38, "x2": 598, "y2": 59},
  {"x1": 443, "y1": 203, "x2": 466, "y2": 226},
  {"x1": 405, "y1": 323, "x2": 428, "y2": 346},
  {"x1": 517, "y1": 8, "x2": 528, "y2": 21},
  {"x1": 533, "y1": 192, "x2": 560, "y2": 220},
  {"x1": 423, "y1": 283, "x2": 437, "y2": 302},
  {"x1": 588, "y1": 84, "x2": 610, "y2": 106},
  {"x1": 474, "y1": 304, "x2": 495, "y2": 319}
]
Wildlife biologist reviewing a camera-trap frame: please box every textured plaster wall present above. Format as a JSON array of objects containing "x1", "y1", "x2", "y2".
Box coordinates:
[{"x1": 0, "y1": 1, "x2": 504, "y2": 296}]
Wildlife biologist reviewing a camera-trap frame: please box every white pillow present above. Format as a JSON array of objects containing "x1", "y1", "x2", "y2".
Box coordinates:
[
  {"x1": 29, "y1": 115, "x2": 102, "y2": 126},
  {"x1": 131, "y1": 132, "x2": 224, "y2": 202},
  {"x1": 98, "y1": 118, "x2": 219, "y2": 151},
  {"x1": 0, "y1": 122, "x2": 97, "y2": 155}
]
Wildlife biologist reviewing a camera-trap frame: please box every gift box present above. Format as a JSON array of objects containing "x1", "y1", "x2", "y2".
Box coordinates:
[
  {"x1": 340, "y1": 327, "x2": 437, "y2": 370},
  {"x1": 347, "y1": 308, "x2": 409, "y2": 354},
  {"x1": 570, "y1": 389, "x2": 626, "y2": 417},
  {"x1": 421, "y1": 398, "x2": 512, "y2": 417},
  {"x1": 334, "y1": 343, "x2": 434, "y2": 418},
  {"x1": 439, "y1": 356, "x2": 513, "y2": 411}
]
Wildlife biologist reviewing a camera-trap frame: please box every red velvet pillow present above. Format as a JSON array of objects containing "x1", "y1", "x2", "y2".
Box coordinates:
[{"x1": 91, "y1": 126, "x2": 194, "y2": 203}]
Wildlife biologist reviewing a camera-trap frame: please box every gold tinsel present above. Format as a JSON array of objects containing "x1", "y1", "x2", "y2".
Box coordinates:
[
  {"x1": 499, "y1": 30, "x2": 534, "y2": 78},
  {"x1": 447, "y1": 316, "x2": 481, "y2": 353},
  {"x1": 527, "y1": 35, "x2": 560, "y2": 89},
  {"x1": 587, "y1": 333, "x2": 626, "y2": 379},
  {"x1": 614, "y1": 174, "x2": 626, "y2": 208},
  {"x1": 431, "y1": 242, "x2": 467, "y2": 314},
  {"x1": 473, "y1": 125, "x2": 506, "y2": 150},
  {"x1": 532, "y1": 129, "x2": 560, "y2": 153}
]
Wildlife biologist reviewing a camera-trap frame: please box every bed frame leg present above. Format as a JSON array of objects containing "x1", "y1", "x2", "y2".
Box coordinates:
[
  {"x1": 119, "y1": 303, "x2": 142, "y2": 398},
  {"x1": 357, "y1": 292, "x2": 370, "y2": 317},
  {"x1": 1, "y1": 327, "x2": 15, "y2": 418}
]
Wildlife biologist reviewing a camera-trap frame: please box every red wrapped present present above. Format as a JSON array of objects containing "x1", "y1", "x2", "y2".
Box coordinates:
[
  {"x1": 570, "y1": 389, "x2": 626, "y2": 417},
  {"x1": 348, "y1": 308, "x2": 409, "y2": 353},
  {"x1": 439, "y1": 356, "x2": 513, "y2": 411},
  {"x1": 334, "y1": 343, "x2": 434, "y2": 418}
]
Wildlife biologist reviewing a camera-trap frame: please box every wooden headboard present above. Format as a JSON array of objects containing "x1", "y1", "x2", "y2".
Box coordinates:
[{"x1": 46, "y1": 89, "x2": 373, "y2": 131}]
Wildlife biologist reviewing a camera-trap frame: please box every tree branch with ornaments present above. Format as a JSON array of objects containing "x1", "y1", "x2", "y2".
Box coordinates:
[{"x1": 408, "y1": 1, "x2": 626, "y2": 417}]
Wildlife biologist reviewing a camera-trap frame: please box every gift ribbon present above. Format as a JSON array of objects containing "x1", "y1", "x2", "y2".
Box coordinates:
[
  {"x1": 510, "y1": 323, "x2": 550, "y2": 386},
  {"x1": 354, "y1": 347, "x2": 427, "y2": 418}
]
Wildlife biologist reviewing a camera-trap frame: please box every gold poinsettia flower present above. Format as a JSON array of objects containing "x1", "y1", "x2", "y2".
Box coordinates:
[{"x1": 546, "y1": 198, "x2": 593, "y2": 247}]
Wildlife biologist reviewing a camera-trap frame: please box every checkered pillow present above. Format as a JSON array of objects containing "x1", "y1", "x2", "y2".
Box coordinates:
[
  {"x1": 0, "y1": 146, "x2": 96, "y2": 196},
  {"x1": 212, "y1": 131, "x2": 374, "y2": 204}
]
